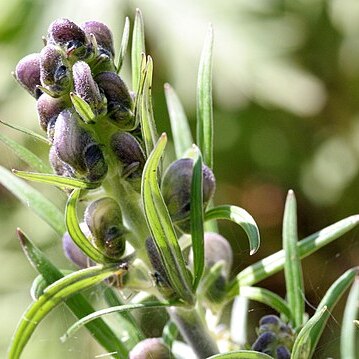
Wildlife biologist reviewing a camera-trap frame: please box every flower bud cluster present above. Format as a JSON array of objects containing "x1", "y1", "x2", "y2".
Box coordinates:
[{"x1": 251, "y1": 315, "x2": 294, "y2": 358}]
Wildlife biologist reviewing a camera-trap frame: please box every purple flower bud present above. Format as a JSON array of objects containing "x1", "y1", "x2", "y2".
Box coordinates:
[
  {"x1": 47, "y1": 18, "x2": 90, "y2": 60},
  {"x1": 129, "y1": 338, "x2": 172, "y2": 359},
  {"x1": 85, "y1": 197, "x2": 126, "y2": 259},
  {"x1": 49, "y1": 145, "x2": 74, "y2": 177},
  {"x1": 40, "y1": 45, "x2": 71, "y2": 96},
  {"x1": 54, "y1": 110, "x2": 108, "y2": 182},
  {"x1": 36, "y1": 93, "x2": 68, "y2": 131},
  {"x1": 276, "y1": 346, "x2": 291, "y2": 359},
  {"x1": 72, "y1": 61, "x2": 106, "y2": 117},
  {"x1": 259, "y1": 315, "x2": 281, "y2": 327},
  {"x1": 251, "y1": 331, "x2": 277, "y2": 352},
  {"x1": 14, "y1": 53, "x2": 42, "y2": 98},
  {"x1": 161, "y1": 158, "x2": 216, "y2": 232},
  {"x1": 95, "y1": 72, "x2": 135, "y2": 129},
  {"x1": 80, "y1": 21, "x2": 114, "y2": 57}
]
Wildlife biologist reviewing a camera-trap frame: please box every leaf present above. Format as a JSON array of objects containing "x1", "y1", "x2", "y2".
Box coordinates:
[
  {"x1": 132, "y1": 8, "x2": 145, "y2": 93},
  {"x1": 65, "y1": 189, "x2": 119, "y2": 264},
  {"x1": 15, "y1": 229, "x2": 127, "y2": 358},
  {"x1": 341, "y1": 275, "x2": 359, "y2": 359},
  {"x1": 227, "y1": 215, "x2": 359, "y2": 300},
  {"x1": 141, "y1": 133, "x2": 194, "y2": 304},
  {"x1": 191, "y1": 147, "x2": 204, "y2": 290},
  {"x1": 117, "y1": 16, "x2": 130, "y2": 73},
  {"x1": 206, "y1": 350, "x2": 273, "y2": 359},
  {"x1": 70, "y1": 92, "x2": 96, "y2": 124},
  {"x1": 0, "y1": 132, "x2": 51, "y2": 172},
  {"x1": 164, "y1": 83, "x2": 193, "y2": 159},
  {"x1": 0, "y1": 119, "x2": 50, "y2": 145},
  {"x1": 0, "y1": 166, "x2": 65, "y2": 235},
  {"x1": 196, "y1": 24, "x2": 214, "y2": 169},
  {"x1": 239, "y1": 286, "x2": 292, "y2": 321},
  {"x1": 205, "y1": 205, "x2": 260, "y2": 255},
  {"x1": 62, "y1": 300, "x2": 176, "y2": 341},
  {"x1": 282, "y1": 190, "x2": 304, "y2": 328},
  {"x1": 162, "y1": 321, "x2": 179, "y2": 350},
  {"x1": 230, "y1": 295, "x2": 249, "y2": 346},
  {"x1": 13, "y1": 170, "x2": 100, "y2": 189},
  {"x1": 8, "y1": 263, "x2": 126, "y2": 359}
]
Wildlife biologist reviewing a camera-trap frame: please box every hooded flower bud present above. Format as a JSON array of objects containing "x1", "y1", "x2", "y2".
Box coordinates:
[
  {"x1": 95, "y1": 72, "x2": 135, "y2": 129},
  {"x1": 85, "y1": 197, "x2": 126, "y2": 259},
  {"x1": 111, "y1": 132, "x2": 146, "y2": 187},
  {"x1": 276, "y1": 346, "x2": 291, "y2": 359},
  {"x1": 251, "y1": 331, "x2": 277, "y2": 352},
  {"x1": 49, "y1": 145, "x2": 74, "y2": 177},
  {"x1": 80, "y1": 21, "x2": 115, "y2": 57},
  {"x1": 259, "y1": 315, "x2": 282, "y2": 333},
  {"x1": 53, "y1": 110, "x2": 108, "y2": 182},
  {"x1": 36, "y1": 93, "x2": 68, "y2": 131},
  {"x1": 47, "y1": 18, "x2": 90, "y2": 60},
  {"x1": 161, "y1": 158, "x2": 216, "y2": 232},
  {"x1": 40, "y1": 45, "x2": 71, "y2": 96},
  {"x1": 14, "y1": 53, "x2": 42, "y2": 98},
  {"x1": 129, "y1": 338, "x2": 172, "y2": 359},
  {"x1": 72, "y1": 61, "x2": 106, "y2": 117}
]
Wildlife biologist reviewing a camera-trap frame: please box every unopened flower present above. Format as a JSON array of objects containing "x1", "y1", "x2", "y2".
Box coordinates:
[{"x1": 129, "y1": 338, "x2": 172, "y2": 359}]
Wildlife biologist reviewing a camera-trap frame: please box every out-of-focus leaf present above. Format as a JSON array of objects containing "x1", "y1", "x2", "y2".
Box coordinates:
[
  {"x1": 162, "y1": 321, "x2": 179, "y2": 350},
  {"x1": 207, "y1": 351, "x2": 273, "y2": 359},
  {"x1": 117, "y1": 16, "x2": 130, "y2": 73},
  {"x1": 132, "y1": 8, "x2": 145, "y2": 93}
]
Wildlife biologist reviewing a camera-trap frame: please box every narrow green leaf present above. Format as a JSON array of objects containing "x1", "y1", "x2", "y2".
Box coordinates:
[
  {"x1": 13, "y1": 170, "x2": 100, "y2": 189},
  {"x1": 239, "y1": 286, "x2": 292, "y2": 321},
  {"x1": 70, "y1": 92, "x2": 96, "y2": 124},
  {"x1": 141, "y1": 133, "x2": 194, "y2": 304},
  {"x1": 162, "y1": 321, "x2": 179, "y2": 350},
  {"x1": 0, "y1": 166, "x2": 65, "y2": 235},
  {"x1": 0, "y1": 132, "x2": 51, "y2": 173},
  {"x1": 191, "y1": 147, "x2": 204, "y2": 290},
  {"x1": 164, "y1": 83, "x2": 193, "y2": 159},
  {"x1": 140, "y1": 56, "x2": 158, "y2": 157},
  {"x1": 291, "y1": 306, "x2": 327, "y2": 359},
  {"x1": 16, "y1": 229, "x2": 127, "y2": 358},
  {"x1": 230, "y1": 295, "x2": 249, "y2": 346},
  {"x1": 8, "y1": 264, "x2": 126, "y2": 359},
  {"x1": 62, "y1": 300, "x2": 176, "y2": 341},
  {"x1": 0, "y1": 119, "x2": 51, "y2": 145},
  {"x1": 227, "y1": 215, "x2": 359, "y2": 300},
  {"x1": 283, "y1": 190, "x2": 304, "y2": 328},
  {"x1": 341, "y1": 276, "x2": 359, "y2": 359},
  {"x1": 207, "y1": 350, "x2": 273, "y2": 359},
  {"x1": 196, "y1": 24, "x2": 214, "y2": 169},
  {"x1": 134, "y1": 53, "x2": 147, "y2": 128},
  {"x1": 117, "y1": 16, "x2": 130, "y2": 73},
  {"x1": 132, "y1": 8, "x2": 145, "y2": 93},
  {"x1": 65, "y1": 189, "x2": 119, "y2": 264},
  {"x1": 205, "y1": 205, "x2": 260, "y2": 255}
]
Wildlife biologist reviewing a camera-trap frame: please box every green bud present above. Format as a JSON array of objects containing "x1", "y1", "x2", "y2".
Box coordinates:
[
  {"x1": 85, "y1": 197, "x2": 126, "y2": 259},
  {"x1": 129, "y1": 338, "x2": 172, "y2": 359},
  {"x1": 161, "y1": 158, "x2": 216, "y2": 232},
  {"x1": 95, "y1": 72, "x2": 135, "y2": 129}
]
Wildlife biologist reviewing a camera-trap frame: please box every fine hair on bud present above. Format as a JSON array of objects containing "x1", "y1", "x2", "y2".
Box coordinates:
[
  {"x1": 129, "y1": 338, "x2": 173, "y2": 359},
  {"x1": 49, "y1": 145, "x2": 74, "y2": 178}
]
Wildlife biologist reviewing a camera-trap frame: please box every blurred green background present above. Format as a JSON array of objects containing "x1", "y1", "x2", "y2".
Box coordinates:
[{"x1": 1, "y1": 0, "x2": 358, "y2": 357}]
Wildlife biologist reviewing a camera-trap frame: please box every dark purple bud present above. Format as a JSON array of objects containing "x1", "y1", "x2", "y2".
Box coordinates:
[
  {"x1": 95, "y1": 72, "x2": 135, "y2": 129},
  {"x1": 49, "y1": 145, "x2": 74, "y2": 177},
  {"x1": 40, "y1": 45, "x2": 71, "y2": 96},
  {"x1": 36, "y1": 93, "x2": 68, "y2": 131},
  {"x1": 14, "y1": 53, "x2": 42, "y2": 98},
  {"x1": 111, "y1": 132, "x2": 145, "y2": 183},
  {"x1": 251, "y1": 331, "x2": 277, "y2": 352},
  {"x1": 72, "y1": 61, "x2": 106, "y2": 117},
  {"x1": 54, "y1": 110, "x2": 107, "y2": 182},
  {"x1": 129, "y1": 338, "x2": 172, "y2": 359},
  {"x1": 161, "y1": 158, "x2": 216, "y2": 232},
  {"x1": 62, "y1": 223, "x2": 92, "y2": 268},
  {"x1": 276, "y1": 346, "x2": 291, "y2": 359},
  {"x1": 47, "y1": 18, "x2": 90, "y2": 60},
  {"x1": 80, "y1": 21, "x2": 114, "y2": 57},
  {"x1": 85, "y1": 197, "x2": 126, "y2": 259},
  {"x1": 259, "y1": 315, "x2": 281, "y2": 327}
]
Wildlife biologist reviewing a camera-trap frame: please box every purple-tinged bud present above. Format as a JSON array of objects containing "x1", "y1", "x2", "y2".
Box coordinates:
[
  {"x1": 72, "y1": 61, "x2": 106, "y2": 117},
  {"x1": 85, "y1": 197, "x2": 126, "y2": 259},
  {"x1": 47, "y1": 18, "x2": 90, "y2": 60},
  {"x1": 276, "y1": 346, "x2": 291, "y2": 359},
  {"x1": 62, "y1": 223, "x2": 92, "y2": 268},
  {"x1": 49, "y1": 145, "x2": 75, "y2": 177},
  {"x1": 14, "y1": 53, "x2": 42, "y2": 98},
  {"x1": 251, "y1": 331, "x2": 277, "y2": 352},
  {"x1": 40, "y1": 45, "x2": 71, "y2": 96},
  {"x1": 36, "y1": 93, "x2": 68, "y2": 131},
  {"x1": 54, "y1": 110, "x2": 108, "y2": 182},
  {"x1": 161, "y1": 158, "x2": 216, "y2": 232},
  {"x1": 95, "y1": 72, "x2": 135, "y2": 129},
  {"x1": 258, "y1": 315, "x2": 281, "y2": 334},
  {"x1": 80, "y1": 21, "x2": 114, "y2": 57},
  {"x1": 111, "y1": 132, "x2": 145, "y2": 186},
  {"x1": 129, "y1": 338, "x2": 172, "y2": 359}
]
